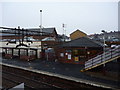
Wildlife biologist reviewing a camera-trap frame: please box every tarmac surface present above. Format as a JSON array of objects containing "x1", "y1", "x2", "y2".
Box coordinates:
[{"x1": 0, "y1": 57, "x2": 120, "y2": 89}]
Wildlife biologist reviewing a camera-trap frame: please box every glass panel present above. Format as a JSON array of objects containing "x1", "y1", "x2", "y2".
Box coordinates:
[
  {"x1": 73, "y1": 50, "x2": 78, "y2": 56},
  {"x1": 72, "y1": 49, "x2": 86, "y2": 61}
]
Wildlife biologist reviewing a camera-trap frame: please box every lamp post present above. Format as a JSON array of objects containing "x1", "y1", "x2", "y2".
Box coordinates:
[
  {"x1": 39, "y1": 10, "x2": 43, "y2": 60},
  {"x1": 101, "y1": 30, "x2": 106, "y2": 67},
  {"x1": 39, "y1": 10, "x2": 42, "y2": 35},
  {"x1": 40, "y1": 10, "x2": 42, "y2": 28}
]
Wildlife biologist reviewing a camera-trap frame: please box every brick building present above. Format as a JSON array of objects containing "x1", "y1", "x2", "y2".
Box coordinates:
[{"x1": 56, "y1": 37, "x2": 103, "y2": 64}]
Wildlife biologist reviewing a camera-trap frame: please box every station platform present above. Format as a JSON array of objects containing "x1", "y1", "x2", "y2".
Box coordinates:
[{"x1": 0, "y1": 57, "x2": 120, "y2": 89}]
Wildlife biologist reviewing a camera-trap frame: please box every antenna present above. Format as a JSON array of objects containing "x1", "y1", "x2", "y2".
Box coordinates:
[{"x1": 62, "y1": 23, "x2": 66, "y2": 41}]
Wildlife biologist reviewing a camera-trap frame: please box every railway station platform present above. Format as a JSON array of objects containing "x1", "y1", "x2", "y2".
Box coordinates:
[{"x1": 0, "y1": 57, "x2": 120, "y2": 89}]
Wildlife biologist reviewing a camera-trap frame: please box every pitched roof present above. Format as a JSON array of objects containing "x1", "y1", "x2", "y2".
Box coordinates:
[
  {"x1": 0, "y1": 27, "x2": 57, "y2": 36},
  {"x1": 70, "y1": 29, "x2": 87, "y2": 36},
  {"x1": 28, "y1": 27, "x2": 56, "y2": 34},
  {"x1": 60, "y1": 37, "x2": 103, "y2": 48}
]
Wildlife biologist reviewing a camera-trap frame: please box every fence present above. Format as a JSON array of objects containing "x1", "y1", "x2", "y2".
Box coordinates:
[{"x1": 84, "y1": 46, "x2": 120, "y2": 70}]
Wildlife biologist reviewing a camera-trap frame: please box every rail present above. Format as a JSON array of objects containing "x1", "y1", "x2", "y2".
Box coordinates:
[
  {"x1": 1, "y1": 63, "x2": 113, "y2": 89},
  {"x1": 2, "y1": 71, "x2": 60, "y2": 89},
  {"x1": 82, "y1": 46, "x2": 120, "y2": 71}
]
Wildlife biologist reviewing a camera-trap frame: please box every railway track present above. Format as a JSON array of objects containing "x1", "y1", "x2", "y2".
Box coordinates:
[
  {"x1": 2, "y1": 76, "x2": 35, "y2": 90},
  {"x1": 2, "y1": 77, "x2": 19, "y2": 89},
  {"x1": 2, "y1": 71, "x2": 60, "y2": 89},
  {"x1": 1, "y1": 64, "x2": 113, "y2": 90}
]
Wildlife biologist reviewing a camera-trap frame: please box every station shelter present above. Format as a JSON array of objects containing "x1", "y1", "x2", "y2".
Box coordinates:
[
  {"x1": 1, "y1": 47, "x2": 40, "y2": 61},
  {"x1": 56, "y1": 37, "x2": 103, "y2": 64}
]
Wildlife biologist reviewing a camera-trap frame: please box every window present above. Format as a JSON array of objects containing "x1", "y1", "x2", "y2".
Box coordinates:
[
  {"x1": 73, "y1": 50, "x2": 78, "y2": 55},
  {"x1": 66, "y1": 50, "x2": 72, "y2": 53},
  {"x1": 79, "y1": 49, "x2": 86, "y2": 55},
  {"x1": 7, "y1": 49, "x2": 12, "y2": 54},
  {"x1": 72, "y1": 49, "x2": 86, "y2": 61}
]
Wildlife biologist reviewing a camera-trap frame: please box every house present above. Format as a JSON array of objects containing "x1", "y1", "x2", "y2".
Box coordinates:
[
  {"x1": 70, "y1": 29, "x2": 87, "y2": 40},
  {"x1": 88, "y1": 31, "x2": 120, "y2": 46},
  {"x1": 56, "y1": 37, "x2": 103, "y2": 64}
]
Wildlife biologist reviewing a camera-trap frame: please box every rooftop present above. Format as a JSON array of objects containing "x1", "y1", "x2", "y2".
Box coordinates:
[{"x1": 59, "y1": 37, "x2": 103, "y2": 48}]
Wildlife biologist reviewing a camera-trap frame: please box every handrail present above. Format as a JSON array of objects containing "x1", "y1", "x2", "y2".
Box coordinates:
[
  {"x1": 87, "y1": 46, "x2": 117, "y2": 60},
  {"x1": 88, "y1": 51, "x2": 103, "y2": 60},
  {"x1": 84, "y1": 46, "x2": 120, "y2": 70}
]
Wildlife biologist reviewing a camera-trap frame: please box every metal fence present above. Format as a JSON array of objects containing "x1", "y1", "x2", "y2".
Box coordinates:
[{"x1": 85, "y1": 46, "x2": 120, "y2": 69}]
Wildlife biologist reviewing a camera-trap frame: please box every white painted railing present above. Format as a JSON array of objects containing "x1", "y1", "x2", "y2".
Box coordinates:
[{"x1": 85, "y1": 46, "x2": 120, "y2": 69}]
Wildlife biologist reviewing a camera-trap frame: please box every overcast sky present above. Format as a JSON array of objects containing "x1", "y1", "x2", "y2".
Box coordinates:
[{"x1": 0, "y1": 1, "x2": 118, "y2": 36}]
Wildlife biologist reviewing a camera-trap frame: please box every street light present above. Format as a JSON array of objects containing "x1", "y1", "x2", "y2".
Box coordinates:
[
  {"x1": 39, "y1": 10, "x2": 43, "y2": 60},
  {"x1": 102, "y1": 30, "x2": 106, "y2": 67},
  {"x1": 39, "y1": 10, "x2": 42, "y2": 35},
  {"x1": 40, "y1": 10, "x2": 42, "y2": 28}
]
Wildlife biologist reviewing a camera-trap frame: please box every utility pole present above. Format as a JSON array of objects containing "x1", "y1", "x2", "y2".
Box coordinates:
[{"x1": 102, "y1": 30, "x2": 106, "y2": 67}]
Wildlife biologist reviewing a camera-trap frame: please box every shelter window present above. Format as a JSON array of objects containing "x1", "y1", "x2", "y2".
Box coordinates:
[
  {"x1": 66, "y1": 50, "x2": 72, "y2": 53},
  {"x1": 13, "y1": 49, "x2": 19, "y2": 56},
  {"x1": 73, "y1": 50, "x2": 78, "y2": 55},
  {"x1": 20, "y1": 49, "x2": 27, "y2": 55},
  {"x1": 7, "y1": 49, "x2": 12, "y2": 54},
  {"x1": 79, "y1": 49, "x2": 86, "y2": 55},
  {"x1": 29, "y1": 50, "x2": 36, "y2": 55}
]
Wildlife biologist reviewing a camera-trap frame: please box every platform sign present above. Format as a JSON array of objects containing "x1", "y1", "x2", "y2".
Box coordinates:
[
  {"x1": 68, "y1": 54, "x2": 71, "y2": 59},
  {"x1": 75, "y1": 57, "x2": 79, "y2": 61}
]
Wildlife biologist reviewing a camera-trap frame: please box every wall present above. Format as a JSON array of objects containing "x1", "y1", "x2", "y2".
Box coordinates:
[{"x1": 56, "y1": 47, "x2": 103, "y2": 64}]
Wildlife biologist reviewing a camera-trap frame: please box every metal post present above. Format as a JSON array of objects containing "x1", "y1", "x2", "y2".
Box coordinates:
[
  {"x1": 47, "y1": 52, "x2": 48, "y2": 61},
  {"x1": 62, "y1": 24, "x2": 65, "y2": 42},
  {"x1": 62, "y1": 23, "x2": 66, "y2": 42},
  {"x1": 18, "y1": 26, "x2": 21, "y2": 44},
  {"x1": 18, "y1": 48, "x2": 20, "y2": 58},
  {"x1": 12, "y1": 49, "x2": 14, "y2": 57},
  {"x1": 102, "y1": 30, "x2": 106, "y2": 67},
  {"x1": 28, "y1": 44, "x2": 30, "y2": 61},
  {"x1": 39, "y1": 10, "x2": 43, "y2": 56},
  {"x1": 40, "y1": 10, "x2": 42, "y2": 35},
  {"x1": 40, "y1": 10, "x2": 42, "y2": 28}
]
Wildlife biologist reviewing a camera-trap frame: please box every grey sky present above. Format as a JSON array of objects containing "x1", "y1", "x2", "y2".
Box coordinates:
[
  {"x1": 0, "y1": 2, "x2": 118, "y2": 36},
  {"x1": 0, "y1": 3, "x2": 2, "y2": 26}
]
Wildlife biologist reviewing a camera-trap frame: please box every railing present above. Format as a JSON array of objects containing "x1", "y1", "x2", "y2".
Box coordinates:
[{"x1": 85, "y1": 46, "x2": 120, "y2": 70}]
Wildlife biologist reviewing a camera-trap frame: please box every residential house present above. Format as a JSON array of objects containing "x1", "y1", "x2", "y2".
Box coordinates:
[{"x1": 70, "y1": 29, "x2": 87, "y2": 40}]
